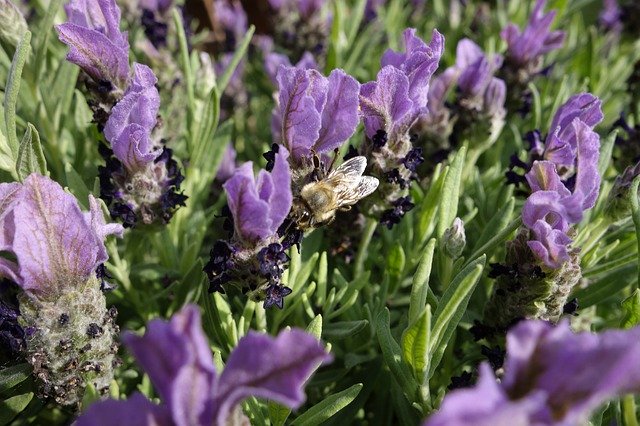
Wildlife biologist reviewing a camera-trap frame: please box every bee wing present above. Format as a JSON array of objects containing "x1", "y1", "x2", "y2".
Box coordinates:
[
  {"x1": 335, "y1": 176, "x2": 380, "y2": 207},
  {"x1": 325, "y1": 156, "x2": 367, "y2": 187}
]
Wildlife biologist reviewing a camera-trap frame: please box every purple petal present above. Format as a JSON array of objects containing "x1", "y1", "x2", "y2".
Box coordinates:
[
  {"x1": 522, "y1": 190, "x2": 580, "y2": 231},
  {"x1": 569, "y1": 119, "x2": 601, "y2": 210},
  {"x1": 381, "y1": 29, "x2": 444, "y2": 108},
  {"x1": 524, "y1": 161, "x2": 570, "y2": 195},
  {"x1": 314, "y1": 69, "x2": 360, "y2": 153},
  {"x1": 111, "y1": 123, "x2": 160, "y2": 170},
  {"x1": 547, "y1": 93, "x2": 603, "y2": 146},
  {"x1": 212, "y1": 329, "x2": 332, "y2": 424},
  {"x1": 503, "y1": 320, "x2": 640, "y2": 424},
  {"x1": 223, "y1": 163, "x2": 273, "y2": 243},
  {"x1": 123, "y1": 305, "x2": 216, "y2": 426},
  {"x1": 104, "y1": 63, "x2": 160, "y2": 142},
  {"x1": 266, "y1": 149, "x2": 293, "y2": 230},
  {"x1": 483, "y1": 77, "x2": 506, "y2": 116},
  {"x1": 276, "y1": 66, "x2": 325, "y2": 161},
  {"x1": 9, "y1": 175, "x2": 111, "y2": 294},
  {"x1": 360, "y1": 66, "x2": 414, "y2": 140},
  {"x1": 56, "y1": 23, "x2": 130, "y2": 86},
  {"x1": 423, "y1": 363, "x2": 547, "y2": 426},
  {"x1": 75, "y1": 393, "x2": 170, "y2": 426},
  {"x1": 455, "y1": 38, "x2": 485, "y2": 69},
  {"x1": 527, "y1": 220, "x2": 572, "y2": 268},
  {"x1": 85, "y1": 195, "x2": 124, "y2": 265},
  {"x1": 63, "y1": 0, "x2": 128, "y2": 47},
  {"x1": 216, "y1": 145, "x2": 238, "y2": 182}
]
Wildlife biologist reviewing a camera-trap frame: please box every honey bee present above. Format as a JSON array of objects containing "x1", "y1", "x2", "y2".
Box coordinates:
[{"x1": 291, "y1": 156, "x2": 379, "y2": 230}]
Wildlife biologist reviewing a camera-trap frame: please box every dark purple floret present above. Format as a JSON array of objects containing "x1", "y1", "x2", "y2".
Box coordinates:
[
  {"x1": 401, "y1": 147, "x2": 424, "y2": 173},
  {"x1": 278, "y1": 218, "x2": 304, "y2": 252},
  {"x1": 263, "y1": 143, "x2": 280, "y2": 172},
  {"x1": 448, "y1": 371, "x2": 474, "y2": 390},
  {"x1": 562, "y1": 298, "x2": 579, "y2": 316},
  {"x1": 263, "y1": 284, "x2": 293, "y2": 310},
  {"x1": 481, "y1": 345, "x2": 505, "y2": 370},
  {"x1": 217, "y1": 205, "x2": 235, "y2": 238},
  {"x1": 141, "y1": 9, "x2": 168, "y2": 49},
  {"x1": 379, "y1": 196, "x2": 415, "y2": 229},
  {"x1": 204, "y1": 240, "x2": 235, "y2": 293},
  {"x1": 371, "y1": 129, "x2": 388, "y2": 150},
  {"x1": 343, "y1": 145, "x2": 359, "y2": 161},
  {"x1": 384, "y1": 169, "x2": 408, "y2": 189},
  {"x1": 0, "y1": 291, "x2": 25, "y2": 359},
  {"x1": 469, "y1": 320, "x2": 497, "y2": 341},
  {"x1": 257, "y1": 243, "x2": 289, "y2": 280},
  {"x1": 96, "y1": 264, "x2": 116, "y2": 292}
]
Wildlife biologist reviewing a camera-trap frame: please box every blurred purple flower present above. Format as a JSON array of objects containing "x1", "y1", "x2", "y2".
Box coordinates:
[
  {"x1": 223, "y1": 150, "x2": 292, "y2": 245},
  {"x1": 76, "y1": 304, "x2": 332, "y2": 426},
  {"x1": 274, "y1": 66, "x2": 360, "y2": 163},
  {"x1": 426, "y1": 320, "x2": 640, "y2": 425},
  {"x1": 56, "y1": 0, "x2": 130, "y2": 90},
  {"x1": 0, "y1": 174, "x2": 123, "y2": 298},
  {"x1": 501, "y1": 0, "x2": 565, "y2": 67},
  {"x1": 216, "y1": 144, "x2": 238, "y2": 182},
  {"x1": 264, "y1": 48, "x2": 317, "y2": 86},
  {"x1": 104, "y1": 63, "x2": 161, "y2": 171},
  {"x1": 599, "y1": 0, "x2": 622, "y2": 33}
]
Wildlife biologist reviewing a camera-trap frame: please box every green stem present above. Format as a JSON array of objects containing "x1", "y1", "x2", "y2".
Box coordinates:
[
  {"x1": 354, "y1": 218, "x2": 377, "y2": 279},
  {"x1": 623, "y1": 395, "x2": 639, "y2": 426},
  {"x1": 628, "y1": 177, "x2": 640, "y2": 289}
]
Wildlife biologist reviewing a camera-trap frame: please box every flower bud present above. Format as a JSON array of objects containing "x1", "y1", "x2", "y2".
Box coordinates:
[
  {"x1": 444, "y1": 218, "x2": 466, "y2": 258},
  {"x1": 0, "y1": 0, "x2": 27, "y2": 47}
]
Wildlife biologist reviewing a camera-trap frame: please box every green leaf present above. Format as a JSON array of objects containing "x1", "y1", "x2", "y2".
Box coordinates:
[
  {"x1": 437, "y1": 146, "x2": 466, "y2": 240},
  {"x1": 629, "y1": 176, "x2": 640, "y2": 288},
  {"x1": 16, "y1": 123, "x2": 47, "y2": 180},
  {"x1": 472, "y1": 197, "x2": 515, "y2": 253},
  {"x1": 598, "y1": 130, "x2": 617, "y2": 182},
  {"x1": 375, "y1": 308, "x2": 419, "y2": 397},
  {"x1": 621, "y1": 289, "x2": 640, "y2": 329},
  {"x1": 4, "y1": 30, "x2": 31, "y2": 160},
  {"x1": 172, "y1": 8, "x2": 195, "y2": 124},
  {"x1": 81, "y1": 382, "x2": 100, "y2": 411},
  {"x1": 429, "y1": 256, "x2": 485, "y2": 377},
  {"x1": 191, "y1": 86, "x2": 220, "y2": 169},
  {"x1": 387, "y1": 242, "x2": 406, "y2": 278},
  {"x1": 268, "y1": 401, "x2": 291, "y2": 426},
  {"x1": 34, "y1": 0, "x2": 64, "y2": 81},
  {"x1": 218, "y1": 25, "x2": 255, "y2": 93},
  {"x1": 64, "y1": 162, "x2": 91, "y2": 208},
  {"x1": 0, "y1": 363, "x2": 31, "y2": 393},
  {"x1": 402, "y1": 305, "x2": 431, "y2": 383},
  {"x1": 306, "y1": 314, "x2": 323, "y2": 339},
  {"x1": 323, "y1": 320, "x2": 368, "y2": 339},
  {"x1": 0, "y1": 392, "x2": 34, "y2": 425},
  {"x1": 408, "y1": 239, "x2": 436, "y2": 326},
  {"x1": 290, "y1": 383, "x2": 363, "y2": 426}
]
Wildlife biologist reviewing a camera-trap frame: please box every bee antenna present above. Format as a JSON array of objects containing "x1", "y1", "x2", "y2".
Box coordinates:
[{"x1": 328, "y1": 148, "x2": 339, "y2": 171}]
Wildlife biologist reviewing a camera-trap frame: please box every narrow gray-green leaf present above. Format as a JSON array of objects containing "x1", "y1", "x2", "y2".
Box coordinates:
[
  {"x1": 437, "y1": 146, "x2": 466, "y2": 240},
  {"x1": 323, "y1": 320, "x2": 368, "y2": 339},
  {"x1": 472, "y1": 197, "x2": 515, "y2": 253},
  {"x1": 218, "y1": 25, "x2": 255, "y2": 93},
  {"x1": 409, "y1": 239, "x2": 436, "y2": 325},
  {"x1": 0, "y1": 392, "x2": 34, "y2": 424},
  {"x1": 0, "y1": 363, "x2": 31, "y2": 393},
  {"x1": 429, "y1": 256, "x2": 485, "y2": 377},
  {"x1": 192, "y1": 86, "x2": 220, "y2": 168},
  {"x1": 621, "y1": 289, "x2": 640, "y2": 329},
  {"x1": 64, "y1": 162, "x2": 91, "y2": 209},
  {"x1": 290, "y1": 383, "x2": 363, "y2": 426},
  {"x1": 4, "y1": 30, "x2": 31, "y2": 160},
  {"x1": 268, "y1": 401, "x2": 291, "y2": 426},
  {"x1": 375, "y1": 308, "x2": 419, "y2": 396},
  {"x1": 402, "y1": 305, "x2": 431, "y2": 383},
  {"x1": 16, "y1": 123, "x2": 47, "y2": 180},
  {"x1": 34, "y1": 0, "x2": 64, "y2": 81},
  {"x1": 598, "y1": 130, "x2": 616, "y2": 181},
  {"x1": 306, "y1": 314, "x2": 323, "y2": 339}
]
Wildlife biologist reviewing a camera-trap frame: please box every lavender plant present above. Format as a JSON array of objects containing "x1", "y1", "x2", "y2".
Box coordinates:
[{"x1": 2, "y1": 0, "x2": 640, "y2": 424}]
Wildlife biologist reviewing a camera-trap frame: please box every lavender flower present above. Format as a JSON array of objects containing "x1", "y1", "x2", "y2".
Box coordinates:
[
  {"x1": 359, "y1": 28, "x2": 443, "y2": 226},
  {"x1": 58, "y1": 0, "x2": 187, "y2": 228},
  {"x1": 273, "y1": 65, "x2": 360, "y2": 166},
  {"x1": 98, "y1": 63, "x2": 187, "y2": 227},
  {"x1": 425, "y1": 320, "x2": 640, "y2": 426},
  {"x1": 259, "y1": 34, "x2": 318, "y2": 87},
  {"x1": 0, "y1": 174, "x2": 123, "y2": 406},
  {"x1": 599, "y1": 0, "x2": 622, "y2": 33},
  {"x1": 56, "y1": 0, "x2": 130, "y2": 92},
  {"x1": 502, "y1": 0, "x2": 564, "y2": 66},
  {"x1": 266, "y1": 0, "x2": 330, "y2": 65},
  {"x1": 205, "y1": 150, "x2": 295, "y2": 307},
  {"x1": 76, "y1": 305, "x2": 332, "y2": 425},
  {"x1": 485, "y1": 94, "x2": 602, "y2": 330}
]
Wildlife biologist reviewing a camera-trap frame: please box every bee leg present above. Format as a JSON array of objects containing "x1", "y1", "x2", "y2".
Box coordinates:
[
  {"x1": 327, "y1": 148, "x2": 340, "y2": 172},
  {"x1": 338, "y1": 205, "x2": 352, "y2": 212}
]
